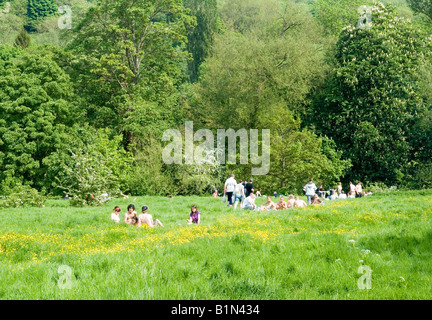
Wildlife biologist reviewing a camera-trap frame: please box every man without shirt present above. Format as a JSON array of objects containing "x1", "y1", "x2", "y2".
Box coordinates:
[{"x1": 138, "y1": 206, "x2": 164, "y2": 228}]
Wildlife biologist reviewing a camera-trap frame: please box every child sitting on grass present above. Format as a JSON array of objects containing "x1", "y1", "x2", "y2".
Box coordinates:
[
  {"x1": 187, "y1": 205, "x2": 201, "y2": 224},
  {"x1": 124, "y1": 204, "x2": 138, "y2": 225},
  {"x1": 111, "y1": 206, "x2": 121, "y2": 223}
]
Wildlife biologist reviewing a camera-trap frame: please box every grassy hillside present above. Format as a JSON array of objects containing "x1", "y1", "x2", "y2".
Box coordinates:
[{"x1": 0, "y1": 190, "x2": 431, "y2": 299}]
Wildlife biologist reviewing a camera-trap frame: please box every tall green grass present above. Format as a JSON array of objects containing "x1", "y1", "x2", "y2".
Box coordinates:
[{"x1": 0, "y1": 191, "x2": 431, "y2": 299}]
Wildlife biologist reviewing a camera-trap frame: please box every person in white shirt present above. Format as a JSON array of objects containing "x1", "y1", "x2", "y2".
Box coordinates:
[
  {"x1": 337, "y1": 182, "x2": 343, "y2": 196},
  {"x1": 348, "y1": 191, "x2": 356, "y2": 199},
  {"x1": 355, "y1": 182, "x2": 363, "y2": 198},
  {"x1": 224, "y1": 174, "x2": 237, "y2": 207},
  {"x1": 242, "y1": 193, "x2": 257, "y2": 210},
  {"x1": 305, "y1": 178, "x2": 317, "y2": 205},
  {"x1": 111, "y1": 206, "x2": 121, "y2": 223},
  {"x1": 339, "y1": 191, "x2": 347, "y2": 199},
  {"x1": 349, "y1": 182, "x2": 356, "y2": 196},
  {"x1": 233, "y1": 180, "x2": 246, "y2": 209}
]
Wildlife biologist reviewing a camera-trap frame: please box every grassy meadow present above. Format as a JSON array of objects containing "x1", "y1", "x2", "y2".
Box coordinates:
[{"x1": 0, "y1": 190, "x2": 432, "y2": 300}]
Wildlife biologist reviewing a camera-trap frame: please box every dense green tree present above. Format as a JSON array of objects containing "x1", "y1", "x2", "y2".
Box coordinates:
[
  {"x1": 52, "y1": 127, "x2": 134, "y2": 205},
  {"x1": 26, "y1": 0, "x2": 58, "y2": 32},
  {"x1": 183, "y1": 0, "x2": 219, "y2": 82},
  {"x1": 14, "y1": 26, "x2": 31, "y2": 48},
  {"x1": 69, "y1": 0, "x2": 195, "y2": 149},
  {"x1": 407, "y1": 0, "x2": 432, "y2": 20},
  {"x1": 191, "y1": 0, "x2": 349, "y2": 192},
  {"x1": 310, "y1": 2, "x2": 432, "y2": 185},
  {"x1": 0, "y1": 45, "x2": 83, "y2": 192},
  {"x1": 312, "y1": 0, "x2": 372, "y2": 38},
  {"x1": 196, "y1": 0, "x2": 327, "y2": 130}
]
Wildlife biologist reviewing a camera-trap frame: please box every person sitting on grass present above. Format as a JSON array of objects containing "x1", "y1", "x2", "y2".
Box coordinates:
[
  {"x1": 276, "y1": 196, "x2": 288, "y2": 210},
  {"x1": 212, "y1": 189, "x2": 219, "y2": 198},
  {"x1": 242, "y1": 193, "x2": 257, "y2": 210},
  {"x1": 111, "y1": 206, "x2": 121, "y2": 223},
  {"x1": 124, "y1": 204, "x2": 138, "y2": 225},
  {"x1": 330, "y1": 188, "x2": 339, "y2": 200},
  {"x1": 130, "y1": 216, "x2": 139, "y2": 226},
  {"x1": 186, "y1": 205, "x2": 201, "y2": 225},
  {"x1": 286, "y1": 195, "x2": 295, "y2": 208},
  {"x1": 294, "y1": 196, "x2": 307, "y2": 208},
  {"x1": 260, "y1": 196, "x2": 277, "y2": 211},
  {"x1": 311, "y1": 194, "x2": 324, "y2": 205},
  {"x1": 339, "y1": 191, "x2": 347, "y2": 199},
  {"x1": 138, "y1": 206, "x2": 164, "y2": 228},
  {"x1": 348, "y1": 191, "x2": 356, "y2": 199},
  {"x1": 256, "y1": 188, "x2": 262, "y2": 197}
]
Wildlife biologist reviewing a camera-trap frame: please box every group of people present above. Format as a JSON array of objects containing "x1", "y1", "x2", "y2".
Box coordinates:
[
  {"x1": 303, "y1": 179, "x2": 372, "y2": 204},
  {"x1": 218, "y1": 175, "x2": 373, "y2": 211},
  {"x1": 110, "y1": 176, "x2": 372, "y2": 226},
  {"x1": 110, "y1": 204, "x2": 201, "y2": 227}
]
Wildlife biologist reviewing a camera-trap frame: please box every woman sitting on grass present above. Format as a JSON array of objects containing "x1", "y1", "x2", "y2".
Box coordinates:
[
  {"x1": 186, "y1": 205, "x2": 201, "y2": 224},
  {"x1": 124, "y1": 204, "x2": 138, "y2": 225},
  {"x1": 311, "y1": 194, "x2": 324, "y2": 205},
  {"x1": 138, "y1": 206, "x2": 164, "y2": 228},
  {"x1": 111, "y1": 206, "x2": 121, "y2": 223},
  {"x1": 260, "y1": 196, "x2": 277, "y2": 211}
]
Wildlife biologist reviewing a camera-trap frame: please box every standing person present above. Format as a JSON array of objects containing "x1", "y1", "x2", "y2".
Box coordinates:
[
  {"x1": 337, "y1": 183, "x2": 343, "y2": 196},
  {"x1": 224, "y1": 174, "x2": 237, "y2": 207},
  {"x1": 186, "y1": 205, "x2": 201, "y2": 225},
  {"x1": 242, "y1": 193, "x2": 257, "y2": 210},
  {"x1": 234, "y1": 180, "x2": 246, "y2": 209},
  {"x1": 349, "y1": 182, "x2": 356, "y2": 197},
  {"x1": 305, "y1": 178, "x2": 317, "y2": 205},
  {"x1": 245, "y1": 179, "x2": 254, "y2": 198},
  {"x1": 355, "y1": 182, "x2": 363, "y2": 198},
  {"x1": 124, "y1": 204, "x2": 138, "y2": 225},
  {"x1": 111, "y1": 206, "x2": 121, "y2": 223},
  {"x1": 138, "y1": 206, "x2": 164, "y2": 228}
]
